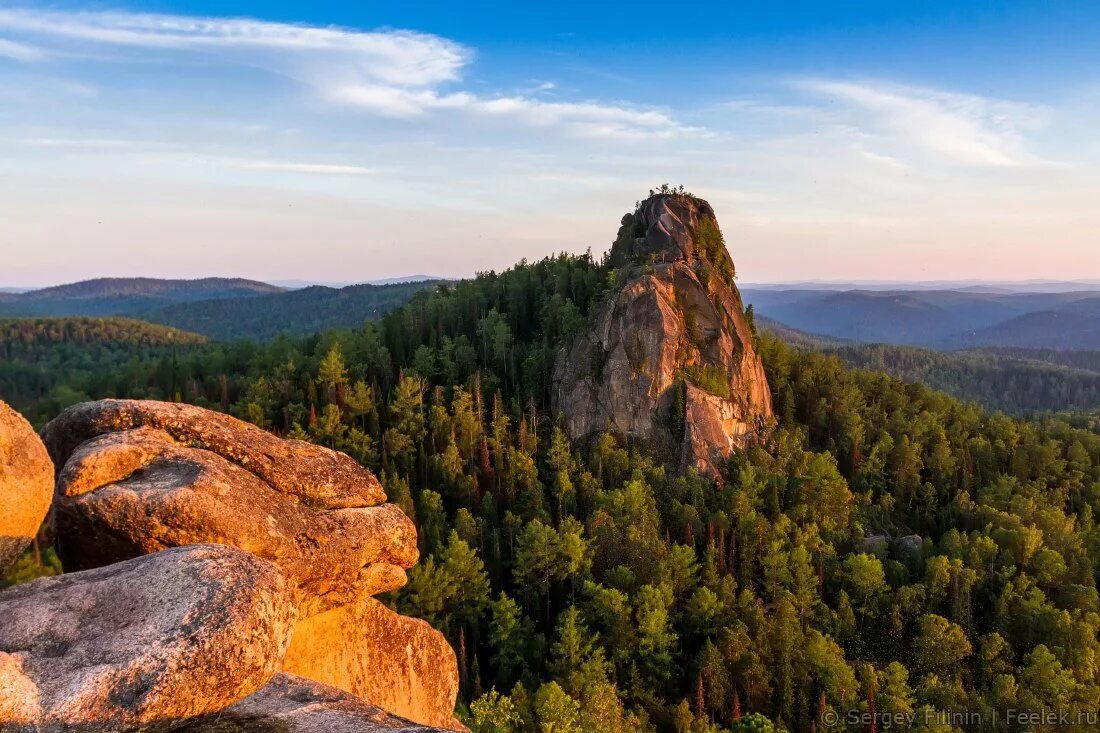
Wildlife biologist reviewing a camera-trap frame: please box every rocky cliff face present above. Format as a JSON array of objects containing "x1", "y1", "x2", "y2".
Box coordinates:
[
  {"x1": 553, "y1": 193, "x2": 772, "y2": 479},
  {"x1": 0, "y1": 399, "x2": 462, "y2": 733}
]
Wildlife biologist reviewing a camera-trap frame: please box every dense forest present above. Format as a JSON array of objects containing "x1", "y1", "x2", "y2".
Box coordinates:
[
  {"x1": 823, "y1": 343, "x2": 1100, "y2": 415},
  {"x1": 0, "y1": 317, "x2": 210, "y2": 425},
  {"x1": 0, "y1": 277, "x2": 438, "y2": 342},
  {"x1": 5, "y1": 252, "x2": 1100, "y2": 732},
  {"x1": 147, "y1": 280, "x2": 442, "y2": 340}
]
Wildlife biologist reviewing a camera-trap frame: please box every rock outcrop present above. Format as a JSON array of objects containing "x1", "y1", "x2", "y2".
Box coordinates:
[
  {"x1": 0, "y1": 400, "x2": 53, "y2": 573},
  {"x1": 42, "y1": 400, "x2": 418, "y2": 617},
  {"x1": 0, "y1": 544, "x2": 296, "y2": 730},
  {"x1": 553, "y1": 193, "x2": 772, "y2": 479},
  {"x1": 34, "y1": 398, "x2": 464, "y2": 731},
  {"x1": 282, "y1": 595, "x2": 462, "y2": 730},
  {"x1": 180, "y1": 674, "x2": 449, "y2": 733}
]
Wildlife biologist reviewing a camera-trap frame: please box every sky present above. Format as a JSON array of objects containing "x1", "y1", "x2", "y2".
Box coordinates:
[{"x1": 1, "y1": 1, "x2": 1099, "y2": 287}]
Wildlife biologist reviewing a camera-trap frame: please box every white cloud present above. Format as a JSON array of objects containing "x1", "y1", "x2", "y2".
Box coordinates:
[
  {"x1": 800, "y1": 79, "x2": 1049, "y2": 166},
  {"x1": 220, "y1": 158, "x2": 375, "y2": 176},
  {"x1": 0, "y1": 9, "x2": 693, "y2": 141},
  {"x1": 330, "y1": 83, "x2": 693, "y2": 139},
  {"x1": 0, "y1": 37, "x2": 44, "y2": 61},
  {"x1": 0, "y1": 9, "x2": 467, "y2": 87}
]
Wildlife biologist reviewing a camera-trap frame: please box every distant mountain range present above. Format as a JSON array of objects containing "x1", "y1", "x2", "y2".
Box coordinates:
[
  {"x1": 746, "y1": 279, "x2": 1100, "y2": 293},
  {"x1": 269, "y1": 275, "x2": 445, "y2": 289},
  {"x1": 151, "y1": 282, "x2": 442, "y2": 341},
  {"x1": 0, "y1": 277, "x2": 440, "y2": 340},
  {"x1": 6, "y1": 276, "x2": 1100, "y2": 350},
  {"x1": 745, "y1": 288, "x2": 1100, "y2": 350},
  {"x1": 0, "y1": 278, "x2": 283, "y2": 317}
]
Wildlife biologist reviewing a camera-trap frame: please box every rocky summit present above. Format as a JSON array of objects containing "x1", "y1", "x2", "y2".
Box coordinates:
[{"x1": 553, "y1": 193, "x2": 773, "y2": 480}]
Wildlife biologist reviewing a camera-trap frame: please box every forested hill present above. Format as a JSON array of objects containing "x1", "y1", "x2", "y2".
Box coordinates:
[
  {"x1": 19, "y1": 276, "x2": 281, "y2": 299},
  {"x1": 0, "y1": 316, "x2": 206, "y2": 352},
  {"x1": 0, "y1": 277, "x2": 442, "y2": 341},
  {"x1": 148, "y1": 280, "x2": 443, "y2": 341},
  {"x1": 0, "y1": 277, "x2": 282, "y2": 318},
  {"x1": 756, "y1": 318, "x2": 1100, "y2": 415},
  {"x1": 7, "y1": 247, "x2": 1100, "y2": 733},
  {"x1": 744, "y1": 287, "x2": 1100, "y2": 349},
  {"x1": 0, "y1": 317, "x2": 209, "y2": 424}
]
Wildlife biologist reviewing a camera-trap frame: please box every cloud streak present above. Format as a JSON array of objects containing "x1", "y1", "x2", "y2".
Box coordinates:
[
  {"x1": 0, "y1": 8, "x2": 691, "y2": 141},
  {"x1": 0, "y1": 37, "x2": 45, "y2": 61},
  {"x1": 0, "y1": 9, "x2": 467, "y2": 86},
  {"x1": 800, "y1": 79, "x2": 1049, "y2": 166},
  {"x1": 329, "y1": 84, "x2": 693, "y2": 139}
]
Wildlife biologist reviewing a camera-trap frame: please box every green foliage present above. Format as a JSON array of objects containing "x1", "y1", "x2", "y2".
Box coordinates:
[
  {"x1": 729, "y1": 713, "x2": 782, "y2": 733},
  {"x1": 693, "y1": 217, "x2": 733, "y2": 285},
  {"x1": 149, "y1": 281, "x2": 438, "y2": 341},
  {"x1": 0, "y1": 316, "x2": 206, "y2": 347},
  {"x1": 760, "y1": 319, "x2": 1100, "y2": 415},
  {"x1": 14, "y1": 244, "x2": 1100, "y2": 732},
  {"x1": 1, "y1": 547, "x2": 62, "y2": 588},
  {"x1": 680, "y1": 364, "x2": 731, "y2": 399}
]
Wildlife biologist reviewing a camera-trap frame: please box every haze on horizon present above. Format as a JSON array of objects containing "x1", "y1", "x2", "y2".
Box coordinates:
[{"x1": 2, "y1": 0, "x2": 1099, "y2": 288}]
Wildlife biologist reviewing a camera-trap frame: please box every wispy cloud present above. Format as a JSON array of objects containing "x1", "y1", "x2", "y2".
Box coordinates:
[
  {"x1": 219, "y1": 158, "x2": 375, "y2": 176},
  {"x1": 0, "y1": 9, "x2": 693, "y2": 141},
  {"x1": 0, "y1": 37, "x2": 45, "y2": 61},
  {"x1": 330, "y1": 83, "x2": 693, "y2": 139},
  {"x1": 799, "y1": 79, "x2": 1049, "y2": 166},
  {"x1": 14, "y1": 136, "x2": 375, "y2": 177},
  {"x1": 0, "y1": 9, "x2": 466, "y2": 86}
]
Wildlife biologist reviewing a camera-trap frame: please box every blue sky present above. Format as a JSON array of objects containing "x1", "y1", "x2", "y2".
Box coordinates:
[{"x1": 1, "y1": 1, "x2": 1098, "y2": 286}]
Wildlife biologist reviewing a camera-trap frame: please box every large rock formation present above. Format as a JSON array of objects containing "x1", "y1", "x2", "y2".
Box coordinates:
[
  {"x1": 41, "y1": 400, "x2": 417, "y2": 617},
  {"x1": 180, "y1": 674, "x2": 449, "y2": 733},
  {"x1": 0, "y1": 400, "x2": 53, "y2": 573},
  {"x1": 282, "y1": 596, "x2": 462, "y2": 730},
  {"x1": 553, "y1": 193, "x2": 772, "y2": 479},
  {"x1": 0, "y1": 544, "x2": 296, "y2": 730},
  {"x1": 40, "y1": 399, "x2": 385, "y2": 508},
  {"x1": 36, "y1": 399, "x2": 464, "y2": 731}
]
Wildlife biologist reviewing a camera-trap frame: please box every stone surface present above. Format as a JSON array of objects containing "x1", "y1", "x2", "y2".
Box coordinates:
[
  {"x1": 41, "y1": 399, "x2": 385, "y2": 509},
  {"x1": 179, "y1": 674, "x2": 451, "y2": 733},
  {"x1": 553, "y1": 194, "x2": 773, "y2": 480},
  {"x1": 894, "y1": 534, "x2": 925, "y2": 565},
  {"x1": 0, "y1": 544, "x2": 296, "y2": 731},
  {"x1": 281, "y1": 596, "x2": 463, "y2": 731},
  {"x1": 0, "y1": 400, "x2": 53, "y2": 573},
  {"x1": 42, "y1": 400, "x2": 418, "y2": 616}
]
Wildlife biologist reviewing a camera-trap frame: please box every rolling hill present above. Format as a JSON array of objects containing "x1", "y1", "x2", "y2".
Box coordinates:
[
  {"x1": 0, "y1": 277, "x2": 442, "y2": 341},
  {"x1": 148, "y1": 281, "x2": 443, "y2": 340},
  {"x1": 744, "y1": 287, "x2": 1100, "y2": 349},
  {"x1": 0, "y1": 317, "x2": 206, "y2": 351},
  {"x1": 0, "y1": 278, "x2": 283, "y2": 318},
  {"x1": 757, "y1": 317, "x2": 1100, "y2": 414}
]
